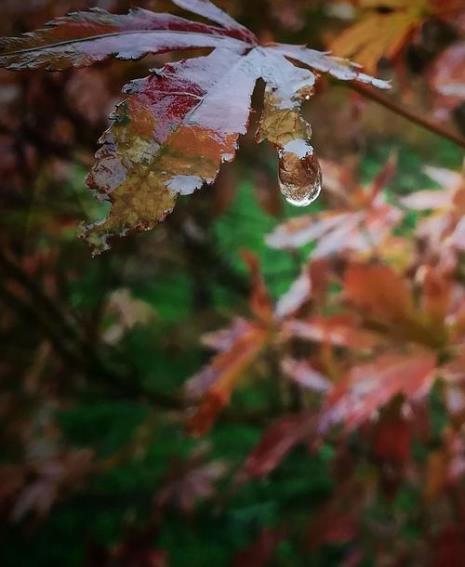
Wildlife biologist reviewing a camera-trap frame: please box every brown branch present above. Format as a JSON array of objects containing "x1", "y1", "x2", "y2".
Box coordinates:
[{"x1": 349, "y1": 82, "x2": 465, "y2": 150}]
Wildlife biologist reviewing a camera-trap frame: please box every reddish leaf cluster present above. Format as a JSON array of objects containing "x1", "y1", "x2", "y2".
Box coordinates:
[{"x1": 185, "y1": 158, "x2": 465, "y2": 564}]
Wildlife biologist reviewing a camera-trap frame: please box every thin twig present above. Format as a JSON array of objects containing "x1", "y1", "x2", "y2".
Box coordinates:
[{"x1": 350, "y1": 82, "x2": 465, "y2": 150}]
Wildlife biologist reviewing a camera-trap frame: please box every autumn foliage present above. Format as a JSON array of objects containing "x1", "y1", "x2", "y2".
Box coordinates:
[{"x1": 2, "y1": 0, "x2": 465, "y2": 565}]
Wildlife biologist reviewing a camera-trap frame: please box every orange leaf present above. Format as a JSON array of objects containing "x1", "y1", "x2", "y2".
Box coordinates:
[
  {"x1": 330, "y1": 1, "x2": 428, "y2": 73},
  {"x1": 241, "y1": 251, "x2": 273, "y2": 323},
  {"x1": 344, "y1": 263, "x2": 415, "y2": 324},
  {"x1": 186, "y1": 321, "x2": 269, "y2": 435},
  {"x1": 323, "y1": 351, "x2": 437, "y2": 430}
]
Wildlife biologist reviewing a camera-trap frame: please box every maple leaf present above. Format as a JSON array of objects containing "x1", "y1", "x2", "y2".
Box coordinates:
[
  {"x1": 156, "y1": 447, "x2": 227, "y2": 514},
  {"x1": 429, "y1": 43, "x2": 465, "y2": 118},
  {"x1": 11, "y1": 448, "x2": 94, "y2": 521},
  {"x1": 241, "y1": 250, "x2": 274, "y2": 323},
  {"x1": 321, "y1": 351, "x2": 437, "y2": 431},
  {"x1": 401, "y1": 164, "x2": 465, "y2": 254},
  {"x1": 275, "y1": 258, "x2": 330, "y2": 319},
  {"x1": 0, "y1": 0, "x2": 388, "y2": 253},
  {"x1": 330, "y1": 0, "x2": 426, "y2": 73},
  {"x1": 307, "y1": 485, "x2": 361, "y2": 550},
  {"x1": 267, "y1": 156, "x2": 402, "y2": 258},
  {"x1": 281, "y1": 358, "x2": 331, "y2": 392},
  {"x1": 185, "y1": 253, "x2": 273, "y2": 435},
  {"x1": 342, "y1": 262, "x2": 456, "y2": 349},
  {"x1": 283, "y1": 314, "x2": 382, "y2": 350},
  {"x1": 241, "y1": 413, "x2": 315, "y2": 479},
  {"x1": 186, "y1": 318, "x2": 269, "y2": 435},
  {"x1": 344, "y1": 262, "x2": 415, "y2": 326}
]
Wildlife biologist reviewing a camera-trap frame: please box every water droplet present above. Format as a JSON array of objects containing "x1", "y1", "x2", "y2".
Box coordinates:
[{"x1": 278, "y1": 139, "x2": 322, "y2": 207}]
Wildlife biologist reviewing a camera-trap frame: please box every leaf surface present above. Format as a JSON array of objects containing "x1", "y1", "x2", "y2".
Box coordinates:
[
  {"x1": 0, "y1": 7, "x2": 248, "y2": 70},
  {"x1": 322, "y1": 351, "x2": 437, "y2": 430},
  {"x1": 344, "y1": 263, "x2": 415, "y2": 325},
  {"x1": 170, "y1": 0, "x2": 256, "y2": 42},
  {"x1": 284, "y1": 315, "x2": 381, "y2": 349},
  {"x1": 186, "y1": 319, "x2": 269, "y2": 435},
  {"x1": 242, "y1": 414, "x2": 314, "y2": 478},
  {"x1": 85, "y1": 48, "x2": 258, "y2": 251}
]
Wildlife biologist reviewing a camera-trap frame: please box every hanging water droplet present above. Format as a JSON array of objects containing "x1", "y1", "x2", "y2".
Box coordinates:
[{"x1": 278, "y1": 139, "x2": 322, "y2": 207}]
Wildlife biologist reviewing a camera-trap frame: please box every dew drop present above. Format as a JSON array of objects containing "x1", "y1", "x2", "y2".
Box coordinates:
[{"x1": 278, "y1": 139, "x2": 322, "y2": 207}]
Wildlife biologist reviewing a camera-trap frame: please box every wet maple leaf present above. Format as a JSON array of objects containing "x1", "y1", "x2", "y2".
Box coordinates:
[
  {"x1": 267, "y1": 156, "x2": 402, "y2": 258},
  {"x1": 0, "y1": 0, "x2": 388, "y2": 253}
]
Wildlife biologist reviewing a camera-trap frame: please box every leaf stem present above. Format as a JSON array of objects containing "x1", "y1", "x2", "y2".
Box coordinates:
[{"x1": 349, "y1": 82, "x2": 465, "y2": 150}]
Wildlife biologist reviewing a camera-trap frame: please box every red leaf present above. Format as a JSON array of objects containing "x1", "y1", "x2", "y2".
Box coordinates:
[
  {"x1": 309, "y1": 510, "x2": 358, "y2": 548},
  {"x1": 372, "y1": 413, "x2": 412, "y2": 464},
  {"x1": 420, "y1": 266, "x2": 452, "y2": 325},
  {"x1": 156, "y1": 450, "x2": 227, "y2": 514},
  {"x1": 283, "y1": 315, "x2": 381, "y2": 349},
  {"x1": 433, "y1": 525, "x2": 465, "y2": 567},
  {"x1": 322, "y1": 352, "x2": 437, "y2": 431},
  {"x1": 344, "y1": 263, "x2": 414, "y2": 325},
  {"x1": 186, "y1": 321, "x2": 269, "y2": 435},
  {"x1": 307, "y1": 481, "x2": 363, "y2": 551},
  {"x1": 241, "y1": 251, "x2": 273, "y2": 323},
  {"x1": 281, "y1": 358, "x2": 331, "y2": 392},
  {"x1": 242, "y1": 414, "x2": 314, "y2": 478},
  {"x1": 232, "y1": 528, "x2": 284, "y2": 567}
]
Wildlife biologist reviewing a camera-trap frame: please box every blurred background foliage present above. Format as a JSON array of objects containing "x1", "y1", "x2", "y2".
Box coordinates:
[{"x1": 1, "y1": 1, "x2": 465, "y2": 566}]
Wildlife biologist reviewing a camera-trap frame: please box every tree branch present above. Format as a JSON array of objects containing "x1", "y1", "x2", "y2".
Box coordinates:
[{"x1": 349, "y1": 82, "x2": 465, "y2": 150}]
